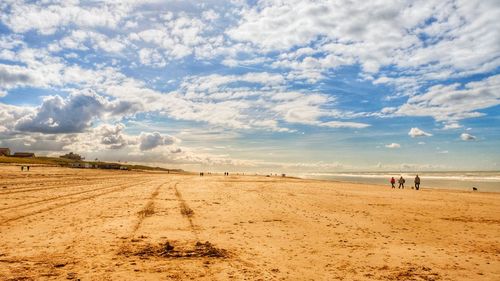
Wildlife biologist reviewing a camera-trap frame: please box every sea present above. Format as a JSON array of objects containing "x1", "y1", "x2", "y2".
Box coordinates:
[{"x1": 297, "y1": 171, "x2": 500, "y2": 192}]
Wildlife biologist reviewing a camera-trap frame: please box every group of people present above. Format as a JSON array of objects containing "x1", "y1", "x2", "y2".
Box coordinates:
[
  {"x1": 390, "y1": 175, "x2": 420, "y2": 190},
  {"x1": 21, "y1": 165, "x2": 30, "y2": 171},
  {"x1": 224, "y1": 172, "x2": 230, "y2": 176}
]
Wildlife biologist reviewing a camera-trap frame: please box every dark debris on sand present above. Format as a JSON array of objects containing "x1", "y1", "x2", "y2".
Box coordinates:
[{"x1": 123, "y1": 240, "x2": 228, "y2": 259}]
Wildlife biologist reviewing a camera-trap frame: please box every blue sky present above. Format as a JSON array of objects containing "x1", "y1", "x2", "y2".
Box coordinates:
[{"x1": 0, "y1": 0, "x2": 499, "y2": 172}]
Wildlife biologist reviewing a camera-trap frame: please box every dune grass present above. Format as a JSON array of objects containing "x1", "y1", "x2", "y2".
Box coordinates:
[{"x1": 0, "y1": 156, "x2": 181, "y2": 172}]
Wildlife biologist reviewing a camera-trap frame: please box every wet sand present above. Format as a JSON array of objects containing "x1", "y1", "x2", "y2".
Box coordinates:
[{"x1": 0, "y1": 165, "x2": 499, "y2": 280}]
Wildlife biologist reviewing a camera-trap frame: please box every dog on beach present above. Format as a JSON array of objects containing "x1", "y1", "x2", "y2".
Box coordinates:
[{"x1": 472, "y1": 187, "x2": 478, "y2": 191}]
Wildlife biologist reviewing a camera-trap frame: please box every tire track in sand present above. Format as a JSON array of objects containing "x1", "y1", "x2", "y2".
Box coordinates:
[
  {"x1": 0, "y1": 176, "x2": 143, "y2": 195},
  {"x1": 174, "y1": 183, "x2": 199, "y2": 240},
  {"x1": 0, "y1": 175, "x2": 135, "y2": 191},
  {"x1": 131, "y1": 181, "x2": 173, "y2": 234},
  {"x1": 0, "y1": 179, "x2": 149, "y2": 212},
  {"x1": 0, "y1": 179, "x2": 154, "y2": 225}
]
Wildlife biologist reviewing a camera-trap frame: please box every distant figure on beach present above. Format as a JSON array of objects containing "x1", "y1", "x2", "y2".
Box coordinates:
[
  {"x1": 21, "y1": 166, "x2": 24, "y2": 171},
  {"x1": 390, "y1": 177, "x2": 395, "y2": 188},
  {"x1": 27, "y1": 166, "x2": 30, "y2": 171},
  {"x1": 414, "y1": 175, "x2": 420, "y2": 190},
  {"x1": 398, "y1": 176, "x2": 405, "y2": 189}
]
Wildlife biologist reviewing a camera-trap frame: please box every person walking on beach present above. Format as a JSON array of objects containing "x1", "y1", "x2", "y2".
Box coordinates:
[
  {"x1": 414, "y1": 175, "x2": 420, "y2": 190},
  {"x1": 21, "y1": 166, "x2": 24, "y2": 171},
  {"x1": 398, "y1": 176, "x2": 405, "y2": 189},
  {"x1": 390, "y1": 177, "x2": 396, "y2": 188}
]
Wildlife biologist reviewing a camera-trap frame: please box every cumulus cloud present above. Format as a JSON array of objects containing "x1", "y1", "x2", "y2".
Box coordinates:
[
  {"x1": 15, "y1": 93, "x2": 105, "y2": 133},
  {"x1": 460, "y1": 133, "x2": 476, "y2": 141},
  {"x1": 97, "y1": 123, "x2": 129, "y2": 149},
  {"x1": 385, "y1": 143, "x2": 401, "y2": 149},
  {"x1": 0, "y1": 103, "x2": 33, "y2": 132},
  {"x1": 0, "y1": 133, "x2": 72, "y2": 153},
  {"x1": 139, "y1": 132, "x2": 177, "y2": 151},
  {"x1": 0, "y1": 64, "x2": 34, "y2": 87},
  {"x1": 408, "y1": 127, "x2": 432, "y2": 138},
  {"x1": 14, "y1": 92, "x2": 141, "y2": 134}
]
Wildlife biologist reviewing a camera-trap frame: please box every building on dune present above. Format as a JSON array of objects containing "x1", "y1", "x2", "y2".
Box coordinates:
[
  {"x1": 0, "y1": 148, "x2": 10, "y2": 156},
  {"x1": 69, "y1": 162, "x2": 127, "y2": 170},
  {"x1": 13, "y1": 152, "x2": 35, "y2": 158},
  {"x1": 70, "y1": 162, "x2": 95, "y2": 169},
  {"x1": 98, "y1": 163, "x2": 122, "y2": 170}
]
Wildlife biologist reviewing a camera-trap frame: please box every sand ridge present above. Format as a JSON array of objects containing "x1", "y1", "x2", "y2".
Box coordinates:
[{"x1": 0, "y1": 165, "x2": 499, "y2": 280}]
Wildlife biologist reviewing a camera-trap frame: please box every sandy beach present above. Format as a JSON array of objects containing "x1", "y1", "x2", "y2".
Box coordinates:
[{"x1": 0, "y1": 165, "x2": 498, "y2": 280}]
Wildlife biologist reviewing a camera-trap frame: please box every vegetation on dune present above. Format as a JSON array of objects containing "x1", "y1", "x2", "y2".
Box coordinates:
[
  {"x1": 0, "y1": 156, "x2": 74, "y2": 165},
  {"x1": 0, "y1": 156, "x2": 181, "y2": 172}
]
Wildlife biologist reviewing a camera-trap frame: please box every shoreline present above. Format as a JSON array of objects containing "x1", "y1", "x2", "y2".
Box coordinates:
[
  {"x1": 2, "y1": 162, "x2": 498, "y2": 193},
  {"x1": 299, "y1": 176, "x2": 500, "y2": 194},
  {"x1": 296, "y1": 172, "x2": 500, "y2": 193}
]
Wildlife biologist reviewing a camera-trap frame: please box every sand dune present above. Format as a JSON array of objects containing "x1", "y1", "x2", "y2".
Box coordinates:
[{"x1": 0, "y1": 165, "x2": 498, "y2": 280}]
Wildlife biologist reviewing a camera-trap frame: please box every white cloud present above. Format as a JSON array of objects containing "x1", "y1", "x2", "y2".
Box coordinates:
[
  {"x1": 129, "y1": 13, "x2": 220, "y2": 62},
  {"x1": 1, "y1": 2, "x2": 131, "y2": 35},
  {"x1": 48, "y1": 30, "x2": 127, "y2": 53},
  {"x1": 138, "y1": 48, "x2": 167, "y2": 68},
  {"x1": 320, "y1": 121, "x2": 370, "y2": 129},
  {"x1": 139, "y1": 132, "x2": 178, "y2": 151},
  {"x1": 460, "y1": 133, "x2": 476, "y2": 141},
  {"x1": 155, "y1": 72, "x2": 361, "y2": 131},
  {"x1": 202, "y1": 10, "x2": 219, "y2": 21},
  {"x1": 0, "y1": 64, "x2": 35, "y2": 90},
  {"x1": 408, "y1": 127, "x2": 432, "y2": 138},
  {"x1": 228, "y1": 0, "x2": 500, "y2": 88},
  {"x1": 97, "y1": 123, "x2": 130, "y2": 149},
  {"x1": 392, "y1": 74, "x2": 500, "y2": 122},
  {"x1": 385, "y1": 143, "x2": 401, "y2": 149},
  {"x1": 14, "y1": 92, "x2": 141, "y2": 134},
  {"x1": 442, "y1": 122, "x2": 462, "y2": 130}
]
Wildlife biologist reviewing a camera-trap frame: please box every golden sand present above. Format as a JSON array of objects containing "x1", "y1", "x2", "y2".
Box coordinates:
[{"x1": 0, "y1": 165, "x2": 498, "y2": 280}]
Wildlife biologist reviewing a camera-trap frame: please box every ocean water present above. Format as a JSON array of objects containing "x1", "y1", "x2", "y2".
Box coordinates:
[{"x1": 298, "y1": 171, "x2": 500, "y2": 192}]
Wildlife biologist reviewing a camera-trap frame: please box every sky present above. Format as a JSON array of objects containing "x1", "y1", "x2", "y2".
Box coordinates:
[{"x1": 0, "y1": 0, "x2": 499, "y2": 173}]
